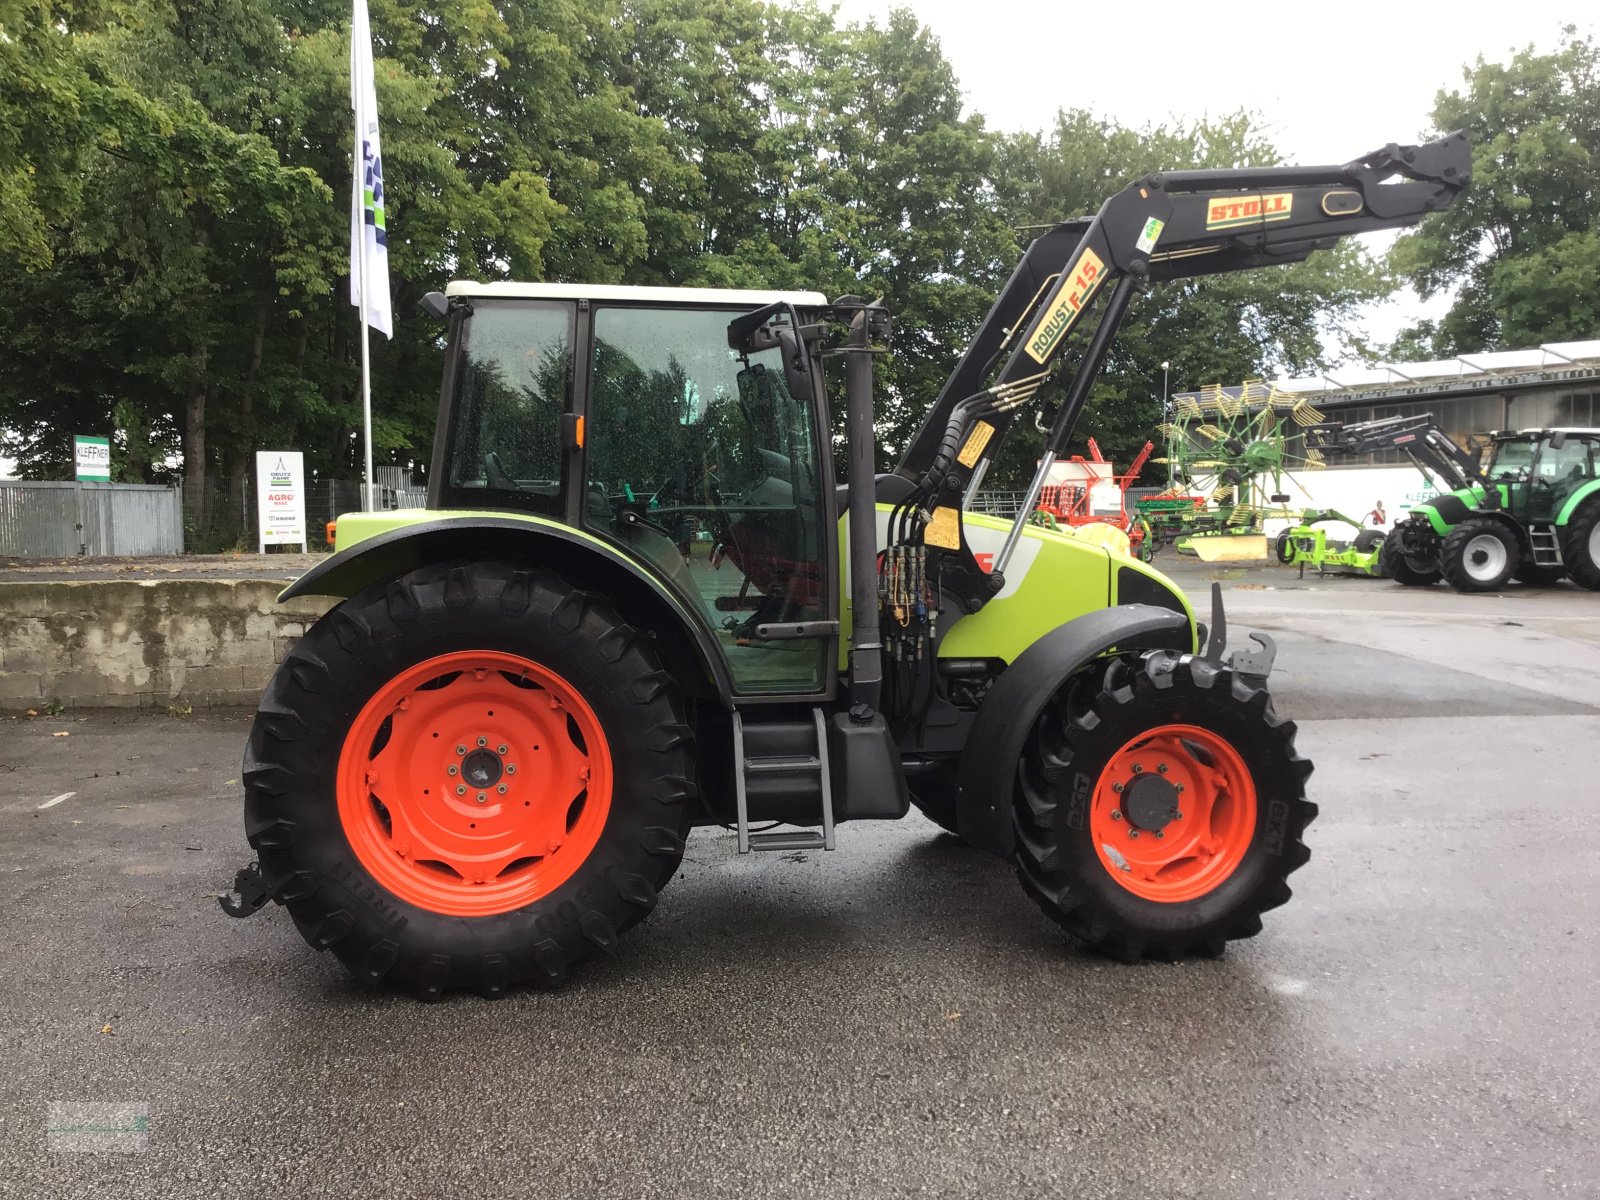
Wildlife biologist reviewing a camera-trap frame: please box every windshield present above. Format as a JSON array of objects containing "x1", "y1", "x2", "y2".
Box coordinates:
[{"x1": 1486, "y1": 437, "x2": 1537, "y2": 480}]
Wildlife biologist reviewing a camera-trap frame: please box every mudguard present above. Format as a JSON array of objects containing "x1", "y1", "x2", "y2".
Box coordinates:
[
  {"x1": 956, "y1": 604, "x2": 1191, "y2": 856},
  {"x1": 280, "y1": 516, "x2": 735, "y2": 703}
]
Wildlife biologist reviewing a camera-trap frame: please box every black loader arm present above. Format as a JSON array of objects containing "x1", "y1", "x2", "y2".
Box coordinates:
[
  {"x1": 1307, "y1": 412, "x2": 1486, "y2": 494},
  {"x1": 894, "y1": 132, "x2": 1470, "y2": 608}
]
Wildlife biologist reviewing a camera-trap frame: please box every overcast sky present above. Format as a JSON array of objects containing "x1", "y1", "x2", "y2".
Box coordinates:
[{"x1": 828, "y1": 0, "x2": 1593, "y2": 360}]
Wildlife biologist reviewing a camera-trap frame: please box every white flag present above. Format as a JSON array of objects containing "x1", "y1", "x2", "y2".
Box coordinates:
[{"x1": 349, "y1": 0, "x2": 392, "y2": 338}]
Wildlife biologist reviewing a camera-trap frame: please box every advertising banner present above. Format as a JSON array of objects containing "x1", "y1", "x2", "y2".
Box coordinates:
[
  {"x1": 74, "y1": 435, "x2": 111, "y2": 482},
  {"x1": 256, "y1": 451, "x2": 308, "y2": 552}
]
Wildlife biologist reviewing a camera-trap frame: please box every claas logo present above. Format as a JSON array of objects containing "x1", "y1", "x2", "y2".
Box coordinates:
[
  {"x1": 1025, "y1": 248, "x2": 1105, "y2": 363},
  {"x1": 1205, "y1": 192, "x2": 1294, "y2": 230}
]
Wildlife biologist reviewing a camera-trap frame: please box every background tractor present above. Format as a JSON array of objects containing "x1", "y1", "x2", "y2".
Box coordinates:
[
  {"x1": 225, "y1": 135, "x2": 1470, "y2": 995},
  {"x1": 1310, "y1": 415, "x2": 1600, "y2": 592}
]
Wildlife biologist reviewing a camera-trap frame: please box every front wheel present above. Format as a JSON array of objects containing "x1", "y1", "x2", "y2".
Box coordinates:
[
  {"x1": 1379, "y1": 526, "x2": 1440, "y2": 585},
  {"x1": 1014, "y1": 653, "x2": 1315, "y2": 961},
  {"x1": 242, "y1": 562, "x2": 697, "y2": 996},
  {"x1": 1440, "y1": 518, "x2": 1519, "y2": 592}
]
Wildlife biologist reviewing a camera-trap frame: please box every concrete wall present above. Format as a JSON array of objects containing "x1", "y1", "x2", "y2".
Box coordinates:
[{"x1": 0, "y1": 580, "x2": 333, "y2": 709}]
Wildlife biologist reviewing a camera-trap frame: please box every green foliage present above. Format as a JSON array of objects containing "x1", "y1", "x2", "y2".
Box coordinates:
[{"x1": 1391, "y1": 27, "x2": 1600, "y2": 353}]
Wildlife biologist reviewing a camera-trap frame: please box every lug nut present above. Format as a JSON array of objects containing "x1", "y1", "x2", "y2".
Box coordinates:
[
  {"x1": 447, "y1": 765, "x2": 458, "y2": 776},
  {"x1": 1112, "y1": 782, "x2": 1124, "y2": 794},
  {"x1": 1131, "y1": 763, "x2": 1143, "y2": 774},
  {"x1": 1174, "y1": 811, "x2": 1184, "y2": 820},
  {"x1": 506, "y1": 765, "x2": 517, "y2": 776},
  {"x1": 1129, "y1": 829, "x2": 1140, "y2": 839},
  {"x1": 477, "y1": 736, "x2": 488, "y2": 747},
  {"x1": 1175, "y1": 785, "x2": 1185, "y2": 794},
  {"x1": 1155, "y1": 831, "x2": 1164, "y2": 839},
  {"x1": 1157, "y1": 763, "x2": 1169, "y2": 775},
  {"x1": 476, "y1": 792, "x2": 488, "y2": 805},
  {"x1": 497, "y1": 784, "x2": 508, "y2": 795},
  {"x1": 455, "y1": 784, "x2": 466, "y2": 796},
  {"x1": 1111, "y1": 810, "x2": 1123, "y2": 821},
  {"x1": 497, "y1": 744, "x2": 508, "y2": 755},
  {"x1": 456, "y1": 744, "x2": 466, "y2": 756}
]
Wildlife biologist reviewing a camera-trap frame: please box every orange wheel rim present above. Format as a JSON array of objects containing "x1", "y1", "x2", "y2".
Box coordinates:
[
  {"x1": 1087, "y1": 723, "x2": 1257, "y2": 903},
  {"x1": 336, "y1": 651, "x2": 612, "y2": 917}
]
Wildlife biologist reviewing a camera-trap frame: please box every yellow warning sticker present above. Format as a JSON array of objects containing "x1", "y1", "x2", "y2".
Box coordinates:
[
  {"x1": 956, "y1": 421, "x2": 996, "y2": 467},
  {"x1": 924, "y1": 506, "x2": 962, "y2": 550}
]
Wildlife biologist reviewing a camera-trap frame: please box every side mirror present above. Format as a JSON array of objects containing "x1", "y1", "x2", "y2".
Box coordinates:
[
  {"x1": 1550, "y1": 431, "x2": 1568, "y2": 450},
  {"x1": 774, "y1": 327, "x2": 815, "y2": 405},
  {"x1": 418, "y1": 291, "x2": 449, "y2": 319}
]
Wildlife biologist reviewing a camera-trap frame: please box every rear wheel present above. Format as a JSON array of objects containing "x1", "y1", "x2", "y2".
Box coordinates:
[
  {"x1": 1274, "y1": 531, "x2": 1295, "y2": 563},
  {"x1": 1014, "y1": 652, "x2": 1315, "y2": 961},
  {"x1": 242, "y1": 561, "x2": 696, "y2": 996},
  {"x1": 1562, "y1": 499, "x2": 1600, "y2": 591},
  {"x1": 1379, "y1": 525, "x2": 1440, "y2": 585},
  {"x1": 1440, "y1": 518, "x2": 1519, "y2": 592}
]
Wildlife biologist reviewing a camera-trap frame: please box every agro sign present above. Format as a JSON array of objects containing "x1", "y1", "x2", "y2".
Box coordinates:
[
  {"x1": 74, "y1": 435, "x2": 111, "y2": 482},
  {"x1": 256, "y1": 451, "x2": 308, "y2": 552}
]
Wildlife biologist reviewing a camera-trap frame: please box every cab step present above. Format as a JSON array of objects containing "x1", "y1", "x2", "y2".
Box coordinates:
[
  {"x1": 732, "y1": 708, "x2": 836, "y2": 854},
  {"x1": 1530, "y1": 524, "x2": 1564, "y2": 567}
]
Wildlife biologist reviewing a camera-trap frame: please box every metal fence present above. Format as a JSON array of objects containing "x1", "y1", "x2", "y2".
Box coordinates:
[
  {"x1": 969, "y1": 490, "x2": 1030, "y2": 518},
  {"x1": 0, "y1": 481, "x2": 185, "y2": 557}
]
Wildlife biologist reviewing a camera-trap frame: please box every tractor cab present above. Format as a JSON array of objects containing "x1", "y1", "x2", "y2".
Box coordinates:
[
  {"x1": 427, "y1": 281, "x2": 838, "y2": 696},
  {"x1": 1485, "y1": 429, "x2": 1599, "y2": 522}
]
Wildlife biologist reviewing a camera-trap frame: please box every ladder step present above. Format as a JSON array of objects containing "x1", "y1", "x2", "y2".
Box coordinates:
[
  {"x1": 744, "y1": 754, "x2": 822, "y2": 773},
  {"x1": 748, "y1": 830, "x2": 828, "y2": 852}
]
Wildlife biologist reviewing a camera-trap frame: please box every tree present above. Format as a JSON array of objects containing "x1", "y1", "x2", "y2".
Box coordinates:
[{"x1": 1391, "y1": 27, "x2": 1600, "y2": 354}]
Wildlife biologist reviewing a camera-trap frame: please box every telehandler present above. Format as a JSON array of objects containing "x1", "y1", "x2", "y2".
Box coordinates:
[{"x1": 223, "y1": 134, "x2": 1470, "y2": 995}]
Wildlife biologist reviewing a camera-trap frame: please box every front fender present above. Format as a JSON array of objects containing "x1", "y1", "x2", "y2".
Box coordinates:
[
  {"x1": 956, "y1": 605, "x2": 1191, "y2": 856},
  {"x1": 281, "y1": 515, "x2": 735, "y2": 704}
]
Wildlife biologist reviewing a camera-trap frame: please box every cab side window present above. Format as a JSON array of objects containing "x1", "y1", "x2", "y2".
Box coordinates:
[{"x1": 444, "y1": 301, "x2": 573, "y2": 516}]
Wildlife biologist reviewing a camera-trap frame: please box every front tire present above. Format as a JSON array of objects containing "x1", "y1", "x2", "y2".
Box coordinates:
[
  {"x1": 1562, "y1": 499, "x2": 1600, "y2": 591},
  {"x1": 1379, "y1": 524, "x2": 1441, "y2": 586},
  {"x1": 1440, "y1": 518, "x2": 1519, "y2": 592},
  {"x1": 1014, "y1": 653, "x2": 1315, "y2": 961},
  {"x1": 242, "y1": 562, "x2": 697, "y2": 996}
]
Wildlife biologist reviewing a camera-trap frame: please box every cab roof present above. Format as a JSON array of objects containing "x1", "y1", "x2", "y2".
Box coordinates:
[{"x1": 444, "y1": 280, "x2": 829, "y2": 307}]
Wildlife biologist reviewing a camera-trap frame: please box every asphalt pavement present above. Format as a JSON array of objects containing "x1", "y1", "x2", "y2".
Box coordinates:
[{"x1": 2, "y1": 563, "x2": 1598, "y2": 1198}]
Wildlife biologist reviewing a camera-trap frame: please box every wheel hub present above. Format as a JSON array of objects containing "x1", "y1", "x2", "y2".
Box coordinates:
[
  {"x1": 1121, "y1": 773, "x2": 1180, "y2": 832},
  {"x1": 461, "y1": 747, "x2": 504, "y2": 789}
]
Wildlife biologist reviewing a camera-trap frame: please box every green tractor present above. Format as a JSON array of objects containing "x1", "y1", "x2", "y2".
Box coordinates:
[
  {"x1": 1317, "y1": 416, "x2": 1600, "y2": 592},
  {"x1": 223, "y1": 136, "x2": 1469, "y2": 995}
]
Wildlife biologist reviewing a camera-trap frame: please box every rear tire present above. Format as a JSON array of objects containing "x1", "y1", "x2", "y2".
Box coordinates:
[
  {"x1": 242, "y1": 561, "x2": 696, "y2": 997},
  {"x1": 1440, "y1": 518, "x2": 1519, "y2": 592},
  {"x1": 1562, "y1": 499, "x2": 1600, "y2": 591},
  {"x1": 1379, "y1": 527, "x2": 1440, "y2": 586},
  {"x1": 1275, "y1": 531, "x2": 1294, "y2": 563},
  {"x1": 1014, "y1": 653, "x2": 1315, "y2": 961}
]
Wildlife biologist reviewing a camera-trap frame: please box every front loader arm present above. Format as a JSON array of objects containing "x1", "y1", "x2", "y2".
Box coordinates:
[
  {"x1": 895, "y1": 132, "x2": 1470, "y2": 606},
  {"x1": 1307, "y1": 412, "x2": 1486, "y2": 496}
]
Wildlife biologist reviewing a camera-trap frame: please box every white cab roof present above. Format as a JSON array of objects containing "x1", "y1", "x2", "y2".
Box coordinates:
[{"x1": 445, "y1": 280, "x2": 829, "y2": 307}]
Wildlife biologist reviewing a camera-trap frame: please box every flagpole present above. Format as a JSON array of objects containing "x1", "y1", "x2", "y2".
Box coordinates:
[{"x1": 357, "y1": 207, "x2": 375, "y2": 513}]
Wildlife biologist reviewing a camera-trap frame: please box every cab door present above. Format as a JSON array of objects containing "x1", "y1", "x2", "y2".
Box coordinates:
[{"x1": 578, "y1": 302, "x2": 836, "y2": 697}]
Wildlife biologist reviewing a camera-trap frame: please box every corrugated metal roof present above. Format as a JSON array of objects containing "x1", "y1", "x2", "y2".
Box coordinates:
[{"x1": 1176, "y1": 339, "x2": 1600, "y2": 405}]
